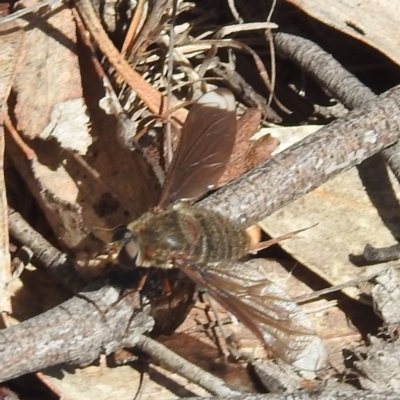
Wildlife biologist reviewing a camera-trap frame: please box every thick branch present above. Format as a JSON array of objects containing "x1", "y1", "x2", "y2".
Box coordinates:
[
  {"x1": 179, "y1": 392, "x2": 400, "y2": 400},
  {"x1": 201, "y1": 85, "x2": 400, "y2": 225},
  {"x1": 0, "y1": 283, "x2": 153, "y2": 382}
]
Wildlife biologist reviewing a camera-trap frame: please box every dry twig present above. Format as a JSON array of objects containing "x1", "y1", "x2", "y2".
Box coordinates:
[{"x1": 136, "y1": 335, "x2": 241, "y2": 397}]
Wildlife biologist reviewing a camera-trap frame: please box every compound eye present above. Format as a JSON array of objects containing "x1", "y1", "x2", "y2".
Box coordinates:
[
  {"x1": 123, "y1": 240, "x2": 139, "y2": 260},
  {"x1": 117, "y1": 239, "x2": 140, "y2": 268},
  {"x1": 111, "y1": 225, "x2": 133, "y2": 242},
  {"x1": 111, "y1": 225, "x2": 141, "y2": 268}
]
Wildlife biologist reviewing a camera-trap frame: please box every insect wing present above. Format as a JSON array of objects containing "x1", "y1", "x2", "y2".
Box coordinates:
[
  {"x1": 180, "y1": 260, "x2": 328, "y2": 371},
  {"x1": 158, "y1": 89, "x2": 236, "y2": 208}
]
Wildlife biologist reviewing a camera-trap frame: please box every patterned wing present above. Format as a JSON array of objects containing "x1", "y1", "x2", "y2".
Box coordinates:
[
  {"x1": 180, "y1": 259, "x2": 328, "y2": 371},
  {"x1": 158, "y1": 89, "x2": 236, "y2": 208}
]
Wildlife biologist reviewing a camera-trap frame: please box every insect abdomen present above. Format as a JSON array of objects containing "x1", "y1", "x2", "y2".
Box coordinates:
[
  {"x1": 128, "y1": 205, "x2": 250, "y2": 268},
  {"x1": 181, "y1": 207, "x2": 250, "y2": 265}
]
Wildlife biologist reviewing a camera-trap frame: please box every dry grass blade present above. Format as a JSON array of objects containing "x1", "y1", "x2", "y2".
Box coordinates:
[
  {"x1": 74, "y1": 0, "x2": 187, "y2": 123},
  {"x1": 179, "y1": 39, "x2": 290, "y2": 113},
  {"x1": 0, "y1": 0, "x2": 63, "y2": 23}
]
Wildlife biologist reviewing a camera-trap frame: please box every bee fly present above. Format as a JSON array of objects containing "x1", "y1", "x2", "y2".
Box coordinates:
[{"x1": 112, "y1": 89, "x2": 328, "y2": 371}]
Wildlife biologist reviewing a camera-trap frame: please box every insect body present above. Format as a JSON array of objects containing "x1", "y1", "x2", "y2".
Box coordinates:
[
  {"x1": 125, "y1": 203, "x2": 250, "y2": 268},
  {"x1": 115, "y1": 88, "x2": 328, "y2": 371}
]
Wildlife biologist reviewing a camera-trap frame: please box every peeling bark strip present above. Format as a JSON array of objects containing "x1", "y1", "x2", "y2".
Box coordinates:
[{"x1": 201, "y1": 85, "x2": 400, "y2": 225}]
